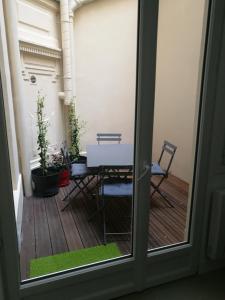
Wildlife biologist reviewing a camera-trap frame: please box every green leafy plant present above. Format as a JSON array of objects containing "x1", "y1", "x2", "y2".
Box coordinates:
[
  {"x1": 51, "y1": 152, "x2": 64, "y2": 170},
  {"x1": 68, "y1": 99, "x2": 85, "y2": 162},
  {"x1": 36, "y1": 92, "x2": 49, "y2": 175},
  {"x1": 51, "y1": 148, "x2": 70, "y2": 171}
]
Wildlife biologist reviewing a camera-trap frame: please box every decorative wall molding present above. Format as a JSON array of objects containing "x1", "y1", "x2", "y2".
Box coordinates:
[
  {"x1": 19, "y1": 41, "x2": 62, "y2": 59},
  {"x1": 36, "y1": 0, "x2": 59, "y2": 12},
  {"x1": 30, "y1": 158, "x2": 40, "y2": 170},
  {"x1": 19, "y1": 0, "x2": 59, "y2": 13}
]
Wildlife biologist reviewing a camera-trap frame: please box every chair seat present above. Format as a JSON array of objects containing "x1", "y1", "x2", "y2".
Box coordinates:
[
  {"x1": 101, "y1": 182, "x2": 133, "y2": 197},
  {"x1": 151, "y1": 162, "x2": 165, "y2": 176},
  {"x1": 71, "y1": 163, "x2": 89, "y2": 178}
]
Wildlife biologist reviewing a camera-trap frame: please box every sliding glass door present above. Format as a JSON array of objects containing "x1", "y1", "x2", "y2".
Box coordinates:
[
  {"x1": 0, "y1": 0, "x2": 218, "y2": 299},
  {"x1": 148, "y1": 0, "x2": 209, "y2": 251}
]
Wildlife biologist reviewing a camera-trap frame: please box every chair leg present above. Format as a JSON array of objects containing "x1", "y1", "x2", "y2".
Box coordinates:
[
  {"x1": 61, "y1": 185, "x2": 83, "y2": 211},
  {"x1": 153, "y1": 187, "x2": 174, "y2": 207},
  {"x1": 62, "y1": 176, "x2": 97, "y2": 211},
  {"x1": 81, "y1": 176, "x2": 96, "y2": 200},
  {"x1": 62, "y1": 185, "x2": 76, "y2": 201},
  {"x1": 88, "y1": 183, "x2": 101, "y2": 221},
  {"x1": 103, "y1": 203, "x2": 107, "y2": 245},
  {"x1": 151, "y1": 177, "x2": 174, "y2": 208}
]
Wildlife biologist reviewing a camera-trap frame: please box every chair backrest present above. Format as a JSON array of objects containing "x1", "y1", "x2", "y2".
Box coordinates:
[
  {"x1": 158, "y1": 141, "x2": 177, "y2": 175},
  {"x1": 99, "y1": 165, "x2": 133, "y2": 182},
  {"x1": 99, "y1": 166, "x2": 133, "y2": 199},
  {"x1": 96, "y1": 133, "x2": 122, "y2": 144}
]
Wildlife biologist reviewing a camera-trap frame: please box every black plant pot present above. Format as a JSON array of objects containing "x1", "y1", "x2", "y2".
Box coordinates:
[
  {"x1": 31, "y1": 167, "x2": 59, "y2": 197},
  {"x1": 77, "y1": 155, "x2": 87, "y2": 163},
  {"x1": 70, "y1": 155, "x2": 87, "y2": 165}
]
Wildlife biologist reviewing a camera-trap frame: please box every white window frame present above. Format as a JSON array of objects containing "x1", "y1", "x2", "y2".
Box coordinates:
[{"x1": 1, "y1": 0, "x2": 225, "y2": 299}]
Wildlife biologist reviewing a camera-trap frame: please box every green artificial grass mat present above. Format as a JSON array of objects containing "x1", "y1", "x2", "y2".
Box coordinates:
[{"x1": 30, "y1": 243, "x2": 121, "y2": 278}]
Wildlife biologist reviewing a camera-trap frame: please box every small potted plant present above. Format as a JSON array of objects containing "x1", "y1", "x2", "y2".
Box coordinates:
[
  {"x1": 68, "y1": 98, "x2": 86, "y2": 164},
  {"x1": 51, "y1": 149, "x2": 70, "y2": 187},
  {"x1": 31, "y1": 93, "x2": 59, "y2": 197}
]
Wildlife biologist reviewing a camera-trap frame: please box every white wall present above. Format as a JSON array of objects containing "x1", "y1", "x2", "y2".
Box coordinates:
[
  {"x1": 74, "y1": 0, "x2": 138, "y2": 151},
  {"x1": 152, "y1": 0, "x2": 206, "y2": 183},
  {"x1": 17, "y1": 0, "x2": 65, "y2": 170},
  {"x1": 17, "y1": 0, "x2": 61, "y2": 50},
  {"x1": 20, "y1": 52, "x2": 65, "y2": 169}
]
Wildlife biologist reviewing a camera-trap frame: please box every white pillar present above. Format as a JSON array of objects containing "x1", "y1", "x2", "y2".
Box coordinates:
[
  {"x1": 69, "y1": 0, "x2": 95, "y2": 96},
  {"x1": 60, "y1": 0, "x2": 73, "y2": 105},
  {"x1": 69, "y1": 9, "x2": 76, "y2": 97},
  {"x1": 0, "y1": 0, "x2": 20, "y2": 191},
  {"x1": 3, "y1": 0, "x2": 32, "y2": 196}
]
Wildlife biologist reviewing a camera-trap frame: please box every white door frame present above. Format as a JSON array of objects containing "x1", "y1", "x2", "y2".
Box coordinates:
[
  {"x1": 0, "y1": 0, "x2": 224, "y2": 299},
  {"x1": 144, "y1": 0, "x2": 225, "y2": 287}
]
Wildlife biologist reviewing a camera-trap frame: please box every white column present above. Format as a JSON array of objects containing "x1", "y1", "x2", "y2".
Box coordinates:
[
  {"x1": 69, "y1": 0, "x2": 95, "y2": 96},
  {"x1": 3, "y1": 0, "x2": 32, "y2": 196},
  {"x1": 69, "y1": 9, "x2": 76, "y2": 97},
  {"x1": 0, "y1": 0, "x2": 20, "y2": 190},
  {"x1": 60, "y1": 0, "x2": 73, "y2": 105}
]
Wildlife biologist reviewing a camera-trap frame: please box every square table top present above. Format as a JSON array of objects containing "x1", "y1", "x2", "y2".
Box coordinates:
[{"x1": 86, "y1": 144, "x2": 134, "y2": 168}]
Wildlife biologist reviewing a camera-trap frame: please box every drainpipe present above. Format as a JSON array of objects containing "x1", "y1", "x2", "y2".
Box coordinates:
[
  {"x1": 59, "y1": 0, "x2": 95, "y2": 145},
  {"x1": 60, "y1": 0, "x2": 73, "y2": 105},
  {"x1": 59, "y1": 0, "x2": 95, "y2": 103},
  {"x1": 70, "y1": 0, "x2": 95, "y2": 11},
  {"x1": 69, "y1": 0, "x2": 95, "y2": 96},
  {"x1": 69, "y1": 8, "x2": 76, "y2": 97}
]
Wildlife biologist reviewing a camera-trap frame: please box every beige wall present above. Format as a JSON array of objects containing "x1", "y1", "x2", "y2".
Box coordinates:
[
  {"x1": 152, "y1": 0, "x2": 206, "y2": 183},
  {"x1": 74, "y1": 0, "x2": 206, "y2": 183},
  {"x1": 74, "y1": 0, "x2": 138, "y2": 150}
]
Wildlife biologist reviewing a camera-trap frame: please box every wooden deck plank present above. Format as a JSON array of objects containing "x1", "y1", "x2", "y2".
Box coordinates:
[
  {"x1": 149, "y1": 214, "x2": 178, "y2": 246},
  {"x1": 20, "y1": 175, "x2": 189, "y2": 281},
  {"x1": 20, "y1": 196, "x2": 35, "y2": 280},
  {"x1": 68, "y1": 190, "x2": 102, "y2": 248},
  {"x1": 44, "y1": 196, "x2": 68, "y2": 255},
  {"x1": 56, "y1": 189, "x2": 84, "y2": 251},
  {"x1": 33, "y1": 197, "x2": 52, "y2": 258},
  {"x1": 151, "y1": 210, "x2": 184, "y2": 242}
]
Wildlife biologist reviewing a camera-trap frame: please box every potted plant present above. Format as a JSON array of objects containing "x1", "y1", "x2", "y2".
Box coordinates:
[
  {"x1": 31, "y1": 93, "x2": 59, "y2": 197},
  {"x1": 51, "y1": 149, "x2": 70, "y2": 187},
  {"x1": 68, "y1": 98, "x2": 86, "y2": 164}
]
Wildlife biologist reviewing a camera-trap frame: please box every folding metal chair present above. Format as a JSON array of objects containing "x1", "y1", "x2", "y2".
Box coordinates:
[
  {"x1": 151, "y1": 141, "x2": 177, "y2": 207},
  {"x1": 60, "y1": 147, "x2": 97, "y2": 211},
  {"x1": 96, "y1": 133, "x2": 122, "y2": 144},
  {"x1": 97, "y1": 165, "x2": 133, "y2": 244},
  {"x1": 61, "y1": 161, "x2": 97, "y2": 211}
]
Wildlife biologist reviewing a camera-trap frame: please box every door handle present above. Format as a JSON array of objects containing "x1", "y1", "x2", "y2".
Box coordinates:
[{"x1": 137, "y1": 163, "x2": 151, "y2": 182}]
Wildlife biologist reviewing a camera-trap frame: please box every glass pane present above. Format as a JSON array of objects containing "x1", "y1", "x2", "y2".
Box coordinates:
[
  {"x1": 148, "y1": 0, "x2": 208, "y2": 250},
  {"x1": 2, "y1": 0, "x2": 138, "y2": 281}
]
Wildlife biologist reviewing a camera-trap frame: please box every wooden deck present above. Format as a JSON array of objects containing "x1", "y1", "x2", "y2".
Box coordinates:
[{"x1": 20, "y1": 175, "x2": 188, "y2": 281}]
